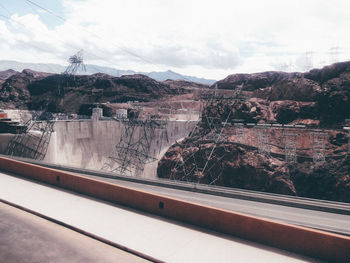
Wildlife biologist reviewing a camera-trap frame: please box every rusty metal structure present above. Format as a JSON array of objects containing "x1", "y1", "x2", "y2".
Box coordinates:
[{"x1": 5, "y1": 113, "x2": 54, "y2": 160}]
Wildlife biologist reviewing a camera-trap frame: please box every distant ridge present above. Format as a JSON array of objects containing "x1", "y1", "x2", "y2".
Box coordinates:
[{"x1": 0, "y1": 60, "x2": 215, "y2": 85}]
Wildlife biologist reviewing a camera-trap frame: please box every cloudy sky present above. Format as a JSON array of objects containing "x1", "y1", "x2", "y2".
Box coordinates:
[{"x1": 0, "y1": 0, "x2": 350, "y2": 80}]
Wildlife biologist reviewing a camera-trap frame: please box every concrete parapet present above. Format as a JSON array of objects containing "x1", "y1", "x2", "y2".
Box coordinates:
[{"x1": 0, "y1": 156, "x2": 349, "y2": 263}]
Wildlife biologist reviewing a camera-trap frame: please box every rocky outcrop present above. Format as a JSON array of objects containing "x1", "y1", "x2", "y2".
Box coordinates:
[
  {"x1": 158, "y1": 142, "x2": 297, "y2": 196},
  {"x1": 158, "y1": 140, "x2": 350, "y2": 202},
  {"x1": 0, "y1": 69, "x2": 18, "y2": 83},
  {"x1": 0, "y1": 69, "x2": 42, "y2": 109},
  {"x1": 201, "y1": 99, "x2": 319, "y2": 126},
  {"x1": 216, "y1": 71, "x2": 293, "y2": 91},
  {"x1": 290, "y1": 158, "x2": 350, "y2": 202},
  {"x1": 0, "y1": 70, "x2": 180, "y2": 113},
  {"x1": 213, "y1": 61, "x2": 350, "y2": 126},
  {"x1": 162, "y1": 79, "x2": 209, "y2": 91},
  {"x1": 158, "y1": 62, "x2": 350, "y2": 202}
]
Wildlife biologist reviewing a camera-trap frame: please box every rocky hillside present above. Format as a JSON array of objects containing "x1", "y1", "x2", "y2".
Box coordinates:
[
  {"x1": 215, "y1": 61, "x2": 350, "y2": 126},
  {"x1": 158, "y1": 61, "x2": 350, "y2": 202},
  {"x1": 162, "y1": 79, "x2": 209, "y2": 91},
  {"x1": 158, "y1": 141, "x2": 350, "y2": 202},
  {"x1": 0, "y1": 69, "x2": 18, "y2": 84},
  {"x1": 0, "y1": 69, "x2": 186, "y2": 113}
]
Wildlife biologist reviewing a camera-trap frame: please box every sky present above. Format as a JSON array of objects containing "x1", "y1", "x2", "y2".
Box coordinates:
[{"x1": 0, "y1": 0, "x2": 350, "y2": 80}]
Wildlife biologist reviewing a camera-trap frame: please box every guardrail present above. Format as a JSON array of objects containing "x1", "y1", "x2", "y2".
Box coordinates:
[
  {"x1": 0, "y1": 156, "x2": 349, "y2": 262},
  {"x1": 4, "y1": 155, "x2": 350, "y2": 216}
]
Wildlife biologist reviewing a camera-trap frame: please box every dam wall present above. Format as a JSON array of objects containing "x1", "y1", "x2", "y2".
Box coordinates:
[{"x1": 44, "y1": 119, "x2": 196, "y2": 178}]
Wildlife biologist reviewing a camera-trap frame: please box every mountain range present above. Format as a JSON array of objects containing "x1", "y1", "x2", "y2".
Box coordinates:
[{"x1": 0, "y1": 60, "x2": 215, "y2": 85}]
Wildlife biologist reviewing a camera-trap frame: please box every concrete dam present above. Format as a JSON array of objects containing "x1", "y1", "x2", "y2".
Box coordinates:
[{"x1": 1, "y1": 117, "x2": 196, "y2": 179}]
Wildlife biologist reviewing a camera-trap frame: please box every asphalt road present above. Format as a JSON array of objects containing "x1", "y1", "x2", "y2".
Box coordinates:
[
  {"x1": 0, "y1": 171, "x2": 323, "y2": 263},
  {"x1": 4, "y1": 155, "x2": 350, "y2": 236},
  {"x1": 0, "y1": 202, "x2": 149, "y2": 263},
  {"x1": 80, "y1": 172, "x2": 350, "y2": 236}
]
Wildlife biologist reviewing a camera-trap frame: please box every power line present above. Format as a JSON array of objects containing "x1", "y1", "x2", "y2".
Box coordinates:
[
  {"x1": 22, "y1": 0, "x2": 197, "y2": 83},
  {"x1": 0, "y1": 12, "x2": 130, "y2": 75},
  {"x1": 0, "y1": 3, "x2": 11, "y2": 16},
  {"x1": 24, "y1": 0, "x2": 155, "y2": 66},
  {"x1": 1, "y1": 1, "x2": 149, "y2": 72},
  {"x1": 2, "y1": 0, "x2": 202, "y2": 83}
]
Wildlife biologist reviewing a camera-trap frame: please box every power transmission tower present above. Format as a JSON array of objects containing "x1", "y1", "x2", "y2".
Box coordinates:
[
  {"x1": 58, "y1": 49, "x2": 86, "y2": 96},
  {"x1": 312, "y1": 132, "x2": 327, "y2": 165},
  {"x1": 5, "y1": 113, "x2": 54, "y2": 160},
  {"x1": 172, "y1": 82, "x2": 244, "y2": 185},
  {"x1": 303, "y1": 51, "x2": 314, "y2": 71},
  {"x1": 64, "y1": 49, "x2": 86, "y2": 75},
  {"x1": 102, "y1": 119, "x2": 167, "y2": 176},
  {"x1": 284, "y1": 132, "x2": 297, "y2": 164},
  {"x1": 256, "y1": 126, "x2": 270, "y2": 157},
  {"x1": 329, "y1": 46, "x2": 340, "y2": 64},
  {"x1": 234, "y1": 122, "x2": 245, "y2": 144}
]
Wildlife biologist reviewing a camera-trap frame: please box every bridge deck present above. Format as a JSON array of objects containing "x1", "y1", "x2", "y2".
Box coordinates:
[
  {"x1": 79, "y1": 172, "x2": 350, "y2": 236},
  {"x1": 0, "y1": 171, "x2": 323, "y2": 263},
  {"x1": 0, "y1": 202, "x2": 149, "y2": 263}
]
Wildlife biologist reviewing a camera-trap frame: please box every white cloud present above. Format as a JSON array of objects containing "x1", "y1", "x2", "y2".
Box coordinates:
[{"x1": 0, "y1": 0, "x2": 350, "y2": 79}]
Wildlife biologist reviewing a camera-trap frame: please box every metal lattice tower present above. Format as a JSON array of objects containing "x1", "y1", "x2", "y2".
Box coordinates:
[
  {"x1": 172, "y1": 81, "x2": 243, "y2": 185},
  {"x1": 234, "y1": 122, "x2": 245, "y2": 144},
  {"x1": 64, "y1": 49, "x2": 86, "y2": 75},
  {"x1": 284, "y1": 132, "x2": 297, "y2": 164},
  {"x1": 58, "y1": 50, "x2": 86, "y2": 96},
  {"x1": 102, "y1": 119, "x2": 167, "y2": 176},
  {"x1": 329, "y1": 46, "x2": 340, "y2": 64},
  {"x1": 205, "y1": 116, "x2": 228, "y2": 142},
  {"x1": 5, "y1": 114, "x2": 54, "y2": 160},
  {"x1": 257, "y1": 126, "x2": 270, "y2": 157},
  {"x1": 303, "y1": 51, "x2": 314, "y2": 71},
  {"x1": 173, "y1": 111, "x2": 231, "y2": 185},
  {"x1": 312, "y1": 132, "x2": 327, "y2": 165}
]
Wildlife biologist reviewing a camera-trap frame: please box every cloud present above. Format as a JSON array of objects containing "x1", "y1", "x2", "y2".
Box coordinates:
[{"x1": 0, "y1": 0, "x2": 350, "y2": 79}]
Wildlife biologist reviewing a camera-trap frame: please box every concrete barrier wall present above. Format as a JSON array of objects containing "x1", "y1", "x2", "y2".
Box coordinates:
[{"x1": 0, "y1": 156, "x2": 349, "y2": 263}]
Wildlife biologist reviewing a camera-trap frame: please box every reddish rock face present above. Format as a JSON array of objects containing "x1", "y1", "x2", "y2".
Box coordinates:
[
  {"x1": 158, "y1": 140, "x2": 350, "y2": 202},
  {"x1": 214, "y1": 61, "x2": 350, "y2": 127},
  {"x1": 158, "y1": 142, "x2": 298, "y2": 195},
  {"x1": 0, "y1": 70, "x2": 178, "y2": 113},
  {"x1": 158, "y1": 61, "x2": 350, "y2": 202}
]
